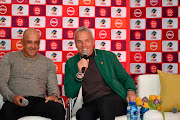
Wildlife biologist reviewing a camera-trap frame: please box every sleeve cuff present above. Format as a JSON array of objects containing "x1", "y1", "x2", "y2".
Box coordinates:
[{"x1": 127, "y1": 89, "x2": 136, "y2": 93}]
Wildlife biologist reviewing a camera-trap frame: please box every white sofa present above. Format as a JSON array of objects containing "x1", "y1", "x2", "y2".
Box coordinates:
[
  {"x1": 67, "y1": 74, "x2": 180, "y2": 120},
  {"x1": 0, "y1": 94, "x2": 65, "y2": 120}
]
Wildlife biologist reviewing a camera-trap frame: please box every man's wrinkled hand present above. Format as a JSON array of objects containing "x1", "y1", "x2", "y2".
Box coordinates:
[{"x1": 13, "y1": 95, "x2": 25, "y2": 107}]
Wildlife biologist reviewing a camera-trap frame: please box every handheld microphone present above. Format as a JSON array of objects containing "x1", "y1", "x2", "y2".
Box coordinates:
[
  {"x1": 20, "y1": 99, "x2": 29, "y2": 106},
  {"x1": 82, "y1": 51, "x2": 88, "y2": 73},
  {"x1": 172, "y1": 108, "x2": 178, "y2": 113}
]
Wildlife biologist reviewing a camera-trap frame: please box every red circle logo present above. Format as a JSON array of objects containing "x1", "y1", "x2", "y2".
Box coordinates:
[
  {"x1": 16, "y1": 18, "x2": 24, "y2": 26},
  {"x1": 115, "y1": 42, "x2": 122, "y2": 50},
  {"x1": 33, "y1": 6, "x2": 41, "y2": 15}
]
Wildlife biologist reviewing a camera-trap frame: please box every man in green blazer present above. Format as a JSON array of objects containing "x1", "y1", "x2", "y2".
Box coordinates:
[{"x1": 64, "y1": 26, "x2": 136, "y2": 120}]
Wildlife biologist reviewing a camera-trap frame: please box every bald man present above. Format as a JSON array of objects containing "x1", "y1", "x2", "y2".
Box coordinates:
[{"x1": 0, "y1": 28, "x2": 65, "y2": 120}]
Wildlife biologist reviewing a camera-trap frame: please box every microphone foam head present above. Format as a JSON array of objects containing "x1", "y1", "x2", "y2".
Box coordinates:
[
  {"x1": 82, "y1": 51, "x2": 88, "y2": 56},
  {"x1": 22, "y1": 99, "x2": 29, "y2": 106},
  {"x1": 172, "y1": 108, "x2": 178, "y2": 113}
]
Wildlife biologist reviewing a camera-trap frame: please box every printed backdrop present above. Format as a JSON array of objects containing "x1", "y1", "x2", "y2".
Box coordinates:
[{"x1": 0, "y1": 0, "x2": 180, "y2": 107}]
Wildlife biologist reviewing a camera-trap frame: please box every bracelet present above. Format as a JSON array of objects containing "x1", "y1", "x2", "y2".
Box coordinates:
[{"x1": 76, "y1": 72, "x2": 84, "y2": 77}]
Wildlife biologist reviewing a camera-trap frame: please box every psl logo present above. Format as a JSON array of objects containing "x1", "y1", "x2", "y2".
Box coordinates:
[
  {"x1": 0, "y1": 41, "x2": 6, "y2": 49},
  {"x1": 51, "y1": 7, "x2": 57, "y2": 15},
  {"x1": 84, "y1": 8, "x2": 90, "y2": 16},
  {"x1": 116, "y1": 31, "x2": 121, "y2": 39},
  {"x1": 34, "y1": 18, "x2": 40, "y2": 26},
  {"x1": 135, "y1": 0, "x2": 141, "y2": 6},
  {"x1": 100, "y1": 19, "x2": 106, "y2": 27},
  {"x1": 135, "y1": 20, "x2": 141, "y2": 28},
  {"x1": 135, "y1": 64, "x2": 141, "y2": 72},
  {"x1": 116, "y1": 8, "x2": 122, "y2": 17},
  {"x1": 17, "y1": 6, "x2": 23, "y2": 14},
  {"x1": 17, "y1": 29, "x2": 23, "y2": 38},
  {"x1": 151, "y1": 9, "x2": 157, "y2": 17},
  {"x1": 68, "y1": 0, "x2": 74, "y2": 4},
  {"x1": 135, "y1": 42, "x2": 141, "y2": 50},
  {"x1": 68, "y1": 19, "x2": 74, "y2": 27},
  {"x1": 68, "y1": 41, "x2": 74, "y2": 49},
  {"x1": 116, "y1": 53, "x2": 121, "y2": 61},
  {"x1": 151, "y1": 53, "x2": 157, "y2": 62},
  {"x1": 167, "y1": 19, "x2": 173, "y2": 28},
  {"x1": 100, "y1": 41, "x2": 106, "y2": 50},
  {"x1": 51, "y1": 53, "x2": 57, "y2": 61},
  {"x1": 167, "y1": 42, "x2": 173, "y2": 50},
  {"x1": 167, "y1": 64, "x2": 173, "y2": 73},
  {"x1": 151, "y1": 31, "x2": 157, "y2": 39},
  {"x1": 51, "y1": 30, "x2": 57, "y2": 38},
  {"x1": 167, "y1": 0, "x2": 173, "y2": 5},
  {"x1": 100, "y1": 0, "x2": 106, "y2": 5},
  {"x1": 0, "y1": 17, "x2": 6, "y2": 26}
]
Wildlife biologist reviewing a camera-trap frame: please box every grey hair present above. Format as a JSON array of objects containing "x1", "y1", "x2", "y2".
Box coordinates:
[{"x1": 74, "y1": 26, "x2": 94, "y2": 41}]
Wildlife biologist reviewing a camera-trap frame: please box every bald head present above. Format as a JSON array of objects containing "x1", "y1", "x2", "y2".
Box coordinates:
[{"x1": 23, "y1": 28, "x2": 39, "y2": 39}]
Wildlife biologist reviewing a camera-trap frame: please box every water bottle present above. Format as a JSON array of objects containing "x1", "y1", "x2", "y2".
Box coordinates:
[
  {"x1": 137, "y1": 105, "x2": 141, "y2": 120},
  {"x1": 130, "y1": 102, "x2": 138, "y2": 120},
  {"x1": 127, "y1": 101, "x2": 132, "y2": 120}
]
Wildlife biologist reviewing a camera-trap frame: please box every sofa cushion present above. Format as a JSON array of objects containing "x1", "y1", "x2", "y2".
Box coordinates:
[{"x1": 157, "y1": 70, "x2": 180, "y2": 112}]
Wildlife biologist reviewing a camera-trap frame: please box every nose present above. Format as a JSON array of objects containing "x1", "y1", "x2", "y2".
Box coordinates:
[
  {"x1": 82, "y1": 41, "x2": 86, "y2": 48},
  {"x1": 31, "y1": 42, "x2": 36, "y2": 49}
]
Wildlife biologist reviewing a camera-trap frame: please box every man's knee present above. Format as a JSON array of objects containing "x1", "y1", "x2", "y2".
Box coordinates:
[{"x1": 76, "y1": 108, "x2": 97, "y2": 120}]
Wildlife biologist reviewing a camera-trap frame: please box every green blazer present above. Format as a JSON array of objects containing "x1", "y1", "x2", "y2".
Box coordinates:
[{"x1": 64, "y1": 49, "x2": 136, "y2": 102}]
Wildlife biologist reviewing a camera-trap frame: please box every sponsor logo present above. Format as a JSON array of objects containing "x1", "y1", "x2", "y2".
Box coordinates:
[
  {"x1": 135, "y1": 20, "x2": 141, "y2": 28},
  {"x1": 0, "y1": 17, "x2": 6, "y2": 26},
  {"x1": 166, "y1": 53, "x2": 173, "y2": 62},
  {"x1": 166, "y1": 30, "x2": 174, "y2": 39},
  {"x1": 167, "y1": 19, "x2": 173, "y2": 28},
  {"x1": 134, "y1": 31, "x2": 141, "y2": 39},
  {"x1": 0, "y1": 5, "x2": 7, "y2": 14},
  {"x1": 17, "y1": 29, "x2": 23, "y2": 38},
  {"x1": 116, "y1": 31, "x2": 121, "y2": 39},
  {"x1": 51, "y1": 7, "x2": 57, "y2": 15},
  {"x1": 100, "y1": 19, "x2": 106, "y2": 27},
  {"x1": 51, "y1": 29, "x2": 57, "y2": 38},
  {"x1": 115, "y1": 19, "x2": 123, "y2": 28},
  {"x1": 51, "y1": 0, "x2": 58, "y2": 4},
  {"x1": 100, "y1": 41, "x2": 106, "y2": 50},
  {"x1": 0, "y1": 29, "x2": 6, "y2": 37},
  {"x1": 115, "y1": 0, "x2": 122, "y2": 5},
  {"x1": 150, "y1": 42, "x2": 158, "y2": 51},
  {"x1": 166, "y1": 8, "x2": 173, "y2": 17},
  {"x1": 151, "y1": 8, "x2": 157, "y2": 17},
  {"x1": 36, "y1": 29, "x2": 42, "y2": 37},
  {"x1": 17, "y1": 6, "x2": 23, "y2": 15},
  {"x1": 67, "y1": 30, "x2": 74, "y2": 38},
  {"x1": 68, "y1": 18, "x2": 74, "y2": 27},
  {"x1": 68, "y1": 41, "x2": 74, "y2": 49},
  {"x1": 16, "y1": 41, "x2": 23, "y2": 50},
  {"x1": 167, "y1": 42, "x2": 173, "y2": 50},
  {"x1": 134, "y1": 9, "x2": 142, "y2": 17},
  {"x1": 150, "y1": 64, "x2": 157, "y2": 73},
  {"x1": 99, "y1": 8, "x2": 106, "y2": 16},
  {"x1": 0, "y1": 40, "x2": 6, "y2": 49},
  {"x1": 99, "y1": 30, "x2": 107, "y2": 39},
  {"x1": 68, "y1": 0, "x2": 74, "y2": 4},
  {"x1": 84, "y1": 7, "x2": 90, "y2": 16},
  {"x1": 50, "y1": 18, "x2": 58, "y2": 27},
  {"x1": 16, "y1": 17, "x2": 24, "y2": 26},
  {"x1": 167, "y1": 0, "x2": 173, "y2": 6},
  {"x1": 167, "y1": 64, "x2": 173, "y2": 73},
  {"x1": 66, "y1": 52, "x2": 74, "y2": 60},
  {"x1": 34, "y1": 18, "x2": 40, "y2": 26},
  {"x1": 135, "y1": 64, "x2": 141, "y2": 73},
  {"x1": 50, "y1": 41, "x2": 58, "y2": 50},
  {"x1": 134, "y1": 53, "x2": 142, "y2": 62},
  {"x1": 151, "y1": 31, "x2": 157, "y2": 39},
  {"x1": 135, "y1": 42, "x2": 141, "y2": 50},
  {"x1": 151, "y1": 53, "x2": 157, "y2": 62},
  {"x1": 0, "y1": 52, "x2": 5, "y2": 59},
  {"x1": 83, "y1": 19, "x2": 90, "y2": 27},
  {"x1": 33, "y1": 6, "x2": 41, "y2": 15},
  {"x1": 51, "y1": 53, "x2": 57, "y2": 61},
  {"x1": 67, "y1": 7, "x2": 75, "y2": 16},
  {"x1": 150, "y1": 20, "x2": 158, "y2": 28},
  {"x1": 150, "y1": 0, "x2": 158, "y2": 6},
  {"x1": 83, "y1": 0, "x2": 91, "y2": 5},
  {"x1": 17, "y1": 0, "x2": 25, "y2": 3},
  {"x1": 115, "y1": 42, "x2": 122, "y2": 50}
]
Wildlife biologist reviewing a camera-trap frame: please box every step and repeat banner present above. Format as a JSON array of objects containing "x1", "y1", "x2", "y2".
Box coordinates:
[
  {"x1": 0, "y1": 0, "x2": 129, "y2": 105},
  {"x1": 129, "y1": 0, "x2": 180, "y2": 84}
]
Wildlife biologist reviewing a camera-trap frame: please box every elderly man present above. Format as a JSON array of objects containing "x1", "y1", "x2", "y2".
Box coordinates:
[
  {"x1": 64, "y1": 26, "x2": 136, "y2": 120},
  {"x1": 0, "y1": 28, "x2": 65, "y2": 120}
]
